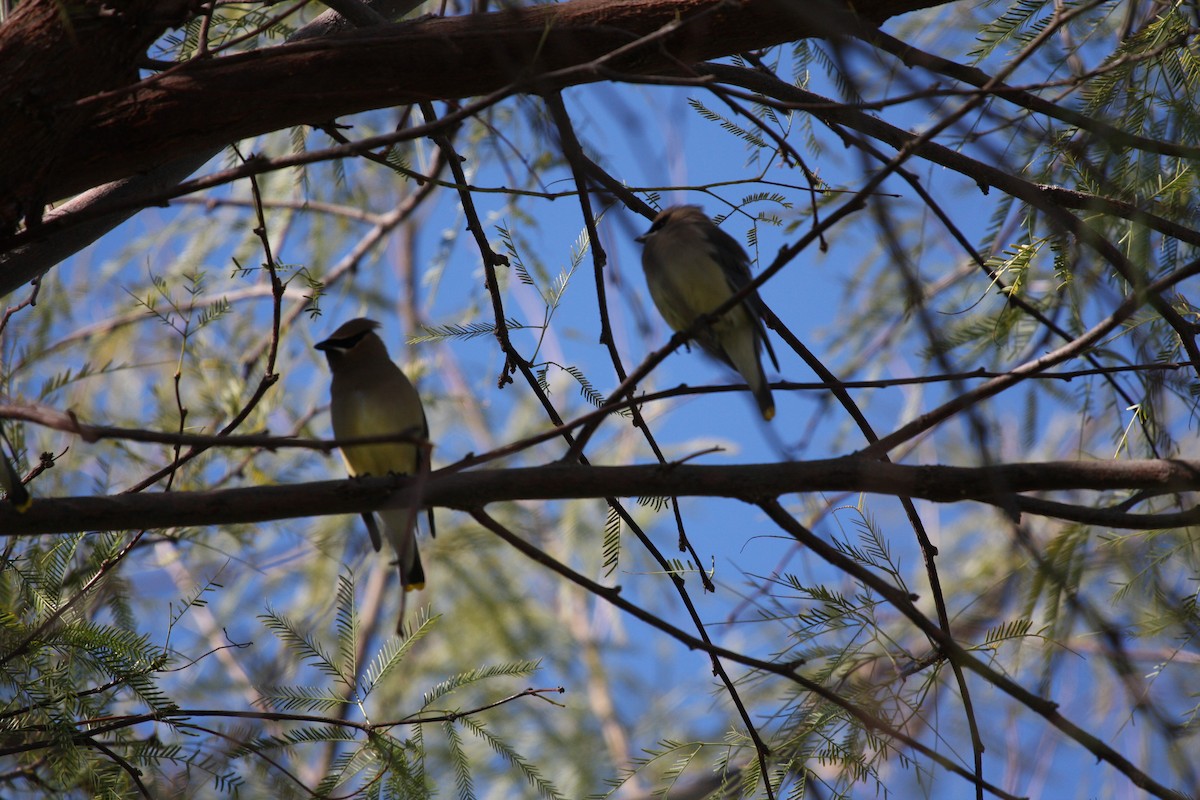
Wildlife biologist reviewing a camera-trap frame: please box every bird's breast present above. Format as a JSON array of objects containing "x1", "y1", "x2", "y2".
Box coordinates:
[{"x1": 331, "y1": 387, "x2": 422, "y2": 477}]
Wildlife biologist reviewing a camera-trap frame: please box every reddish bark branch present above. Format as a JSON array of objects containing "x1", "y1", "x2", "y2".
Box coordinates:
[{"x1": 0, "y1": 0, "x2": 948, "y2": 225}]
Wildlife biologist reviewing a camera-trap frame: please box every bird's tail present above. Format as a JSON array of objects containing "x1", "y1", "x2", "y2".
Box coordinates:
[
  {"x1": 379, "y1": 507, "x2": 426, "y2": 635},
  {"x1": 751, "y1": 378, "x2": 775, "y2": 422},
  {"x1": 401, "y1": 546, "x2": 426, "y2": 589},
  {"x1": 721, "y1": 322, "x2": 775, "y2": 421}
]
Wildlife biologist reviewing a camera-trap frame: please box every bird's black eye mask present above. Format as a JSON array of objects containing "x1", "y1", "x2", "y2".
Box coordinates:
[
  {"x1": 335, "y1": 330, "x2": 373, "y2": 348},
  {"x1": 317, "y1": 328, "x2": 374, "y2": 351},
  {"x1": 636, "y1": 215, "x2": 668, "y2": 243}
]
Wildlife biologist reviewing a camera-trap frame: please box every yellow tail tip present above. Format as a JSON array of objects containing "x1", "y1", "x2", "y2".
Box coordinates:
[
  {"x1": 7, "y1": 492, "x2": 31, "y2": 513},
  {"x1": 762, "y1": 406, "x2": 776, "y2": 422},
  {"x1": 404, "y1": 582, "x2": 426, "y2": 592}
]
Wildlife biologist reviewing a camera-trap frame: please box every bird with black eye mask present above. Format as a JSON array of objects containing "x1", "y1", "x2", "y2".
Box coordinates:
[{"x1": 316, "y1": 317, "x2": 433, "y2": 633}]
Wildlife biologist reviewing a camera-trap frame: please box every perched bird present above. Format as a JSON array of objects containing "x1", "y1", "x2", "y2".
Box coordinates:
[
  {"x1": 636, "y1": 205, "x2": 780, "y2": 420},
  {"x1": 316, "y1": 318, "x2": 433, "y2": 631},
  {"x1": 0, "y1": 431, "x2": 30, "y2": 512}
]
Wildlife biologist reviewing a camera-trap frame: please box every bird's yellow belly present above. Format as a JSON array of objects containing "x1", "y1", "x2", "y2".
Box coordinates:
[{"x1": 335, "y1": 394, "x2": 420, "y2": 477}]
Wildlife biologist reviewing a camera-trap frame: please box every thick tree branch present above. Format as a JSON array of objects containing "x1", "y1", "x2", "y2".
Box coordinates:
[
  {"x1": 0, "y1": 0, "x2": 426, "y2": 296},
  {"x1": 0, "y1": 0, "x2": 947, "y2": 233},
  {"x1": 3, "y1": 458, "x2": 1198, "y2": 535},
  {"x1": 0, "y1": 0, "x2": 200, "y2": 228}
]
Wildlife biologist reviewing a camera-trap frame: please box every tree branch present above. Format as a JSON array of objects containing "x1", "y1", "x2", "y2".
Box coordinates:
[
  {"x1": 3, "y1": 458, "x2": 1198, "y2": 535},
  {"x1": 1, "y1": 0, "x2": 948, "y2": 229}
]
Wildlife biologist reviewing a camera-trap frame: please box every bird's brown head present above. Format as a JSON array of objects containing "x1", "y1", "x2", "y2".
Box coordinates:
[
  {"x1": 315, "y1": 318, "x2": 387, "y2": 368},
  {"x1": 635, "y1": 204, "x2": 709, "y2": 244}
]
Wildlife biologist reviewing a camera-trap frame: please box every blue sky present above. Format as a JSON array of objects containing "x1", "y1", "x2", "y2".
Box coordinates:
[{"x1": 6, "y1": 9, "x2": 1196, "y2": 798}]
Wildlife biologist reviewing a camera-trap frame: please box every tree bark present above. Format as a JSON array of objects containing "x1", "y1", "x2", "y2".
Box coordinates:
[
  {"x1": 2, "y1": 458, "x2": 1196, "y2": 535},
  {"x1": 1, "y1": 0, "x2": 949, "y2": 235},
  {"x1": 0, "y1": 0, "x2": 198, "y2": 228}
]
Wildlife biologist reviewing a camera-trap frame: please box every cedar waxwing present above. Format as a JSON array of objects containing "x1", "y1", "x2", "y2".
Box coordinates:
[
  {"x1": 316, "y1": 318, "x2": 432, "y2": 631},
  {"x1": 0, "y1": 430, "x2": 30, "y2": 512},
  {"x1": 636, "y1": 205, "x2": 780, "y2": 420}
]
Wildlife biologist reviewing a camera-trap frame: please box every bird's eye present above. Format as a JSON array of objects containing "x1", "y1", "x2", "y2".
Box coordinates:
[{"x1": 331, "y1": 330, "x2": 371, "y2": 348}]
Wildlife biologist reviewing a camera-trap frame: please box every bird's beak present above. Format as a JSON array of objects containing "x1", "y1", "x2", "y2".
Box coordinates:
[
  {"x1": 634, "y1": 232, "x2": 649, "y2": 244},
  {"x1": 314, "y1": 338, "x2": 333, "y2": 351}
]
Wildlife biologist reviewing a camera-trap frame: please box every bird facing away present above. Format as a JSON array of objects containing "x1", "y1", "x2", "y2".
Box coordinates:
[
  {"x1": 636, "y1": 205, "x2": 780, "y2": 420},
  {"x1": 316, "y1": 318, "x2": 432, "y2": 631}
]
